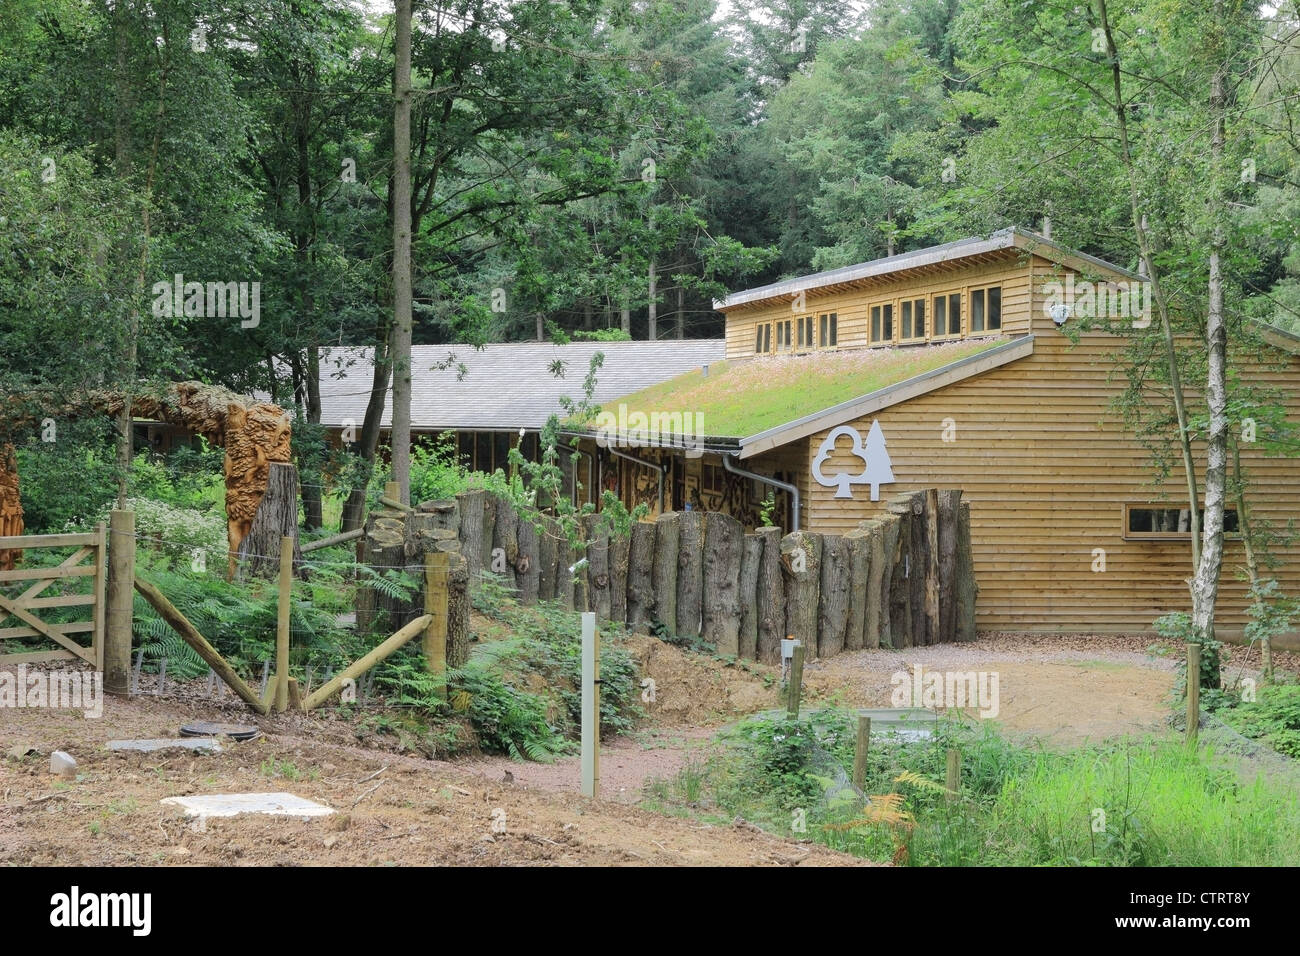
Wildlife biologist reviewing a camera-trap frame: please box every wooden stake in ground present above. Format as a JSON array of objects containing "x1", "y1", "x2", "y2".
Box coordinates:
[
  {"x1": 424, "y1": 552, "x2": 449, "y2": 697},
  {"x1": 755, "y1": 526, "x2": 784, "y2": 663},
  {"x1": 817, "y1": 533, "x2": 849, "y2": 658},
  {"x1": 105, "y1": 508, "x2": 135, "y2": 696},
  {"x1": 275, "y1": 535, "x2": 291, "y2": 712},
  {"x1": 702, "y1": 512, "x2": 742, "y2": 655},
  {"x1": 626, "y1": 521, "x2": 656, "y2": 632},
  {"x1": 1187, "y1": 642, "x2": 1200, "y2": 743},
  {"x1": 853, "y1": 716, "x2": 871, "y2": 791},
  {"x1": 738, "y1": 532, "x2": 762, "y2": 659},
  {"x1": 676, "y1": 511, "x2": 704, "y2": 639},
  {"x1": 781, "y1": 532, "x2": 821, "y2": 658},
  {"x1": 946, "y1": 748, "x2": 960, "y2": 803},
  {"x1": 581, "y1": 612, "x2": 599, "y2": 799},
  {"x1": 651, "y1": 512, "x2": 680, "y2": 636}
]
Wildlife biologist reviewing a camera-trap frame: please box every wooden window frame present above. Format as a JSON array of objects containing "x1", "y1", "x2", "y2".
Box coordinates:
[
  {"x1": 899, "y1": 297, "x2": 926, "y2": 343},
  {"x1": 869, "y1": 301, "x2": 895, "y2": 346},
  {"x1": 1122, "y1": 504, "x2": 1240, "y2": 541},
  {"x1": 969, "y1": 284, "x2": 1002, "y2": 334},
  {"x1": 754, "y1": 322, "x2": 772, "y2": 354},
  {"x1": 930, "y1": 289, "x2": 963, "y2": 340}
]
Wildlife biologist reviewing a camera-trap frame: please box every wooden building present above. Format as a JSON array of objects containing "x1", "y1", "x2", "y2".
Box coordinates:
[{"x1": 575, "y1": 227, "x2": 1300, "y2": 639}]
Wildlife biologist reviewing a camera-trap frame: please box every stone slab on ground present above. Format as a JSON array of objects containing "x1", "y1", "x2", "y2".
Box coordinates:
[
  {"x1": 108, "y1": 738, "x2": 223, "y2": 754},
  {"x1": 160, "y1": 792, "x2": 335, "y2": 820}
]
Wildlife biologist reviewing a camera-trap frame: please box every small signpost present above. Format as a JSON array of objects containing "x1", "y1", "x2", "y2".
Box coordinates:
[{"x1": 581, "y1": 612, "x2": 599, "y2": 798}]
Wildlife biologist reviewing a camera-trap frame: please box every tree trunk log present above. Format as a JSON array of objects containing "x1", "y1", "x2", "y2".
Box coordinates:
[
  {"x1": 885, "y1": 498, "x2": 912, "y2": 648},
  {"x1": 652, "y1": 512, "x2": 680, "y2": 636},
  {"x1": 956, "y1": 501, "x2": 978, "y2": 642},
  {"x1": 236, "y1": 462, "x2": 302, "y2": 578},
  {"x1": 816, "y1": 534, "x2": 849, "y2": 658},
  {"x1": 863, "y1": 519, "x2": 886, "y2": 649},
  {"x1": 875, "y1": 514, "x2": 901, "y2": 649},
  {"x1": 738, "y1": 532, "x2": 763, "y2": 659},
  {"x1": 755, "y1": 527, "x2": 785, "y2": 663},
  {"x1": 937, "y1": 489, "x2": 961, "y2": 644},
  {"x1": 676, "y1": 511, "x2": 704, "y2": 639},
  {"x1": 538, "y1": 514, "x2": 558, "y2": 601},
  {"x1": 357, "y1": 515, "x2": 408, "y2": 636},
  {"x1": 583, "y1": 515, "x2": 610, "y2": 621},
  {"x1": 609, "y1": 531, "x2": 630, "y2": 625},
  {"x1": 516, "y1": 513, "x2": 541, "y2": 604},
  {"x1": 843, "y1": 528, "x2": 871, "y2": 652},
  {"x1": 491, "y1": 495, "x2": 519, "y2": 589},
  {"x1": 456, "y1": 489, "x2": 488, "y2": 580},
  {"x1": 416, "y1": 497, "x2": 459, "y2": 532},
  {"x1": 626, "y1": 521, "x2": 657, "y2": 632},
  {"x1": 446, "y1": 551, "x2": 470, "y2": 668},
  {"x1": 702, "y1": 512, "x2": 742, "y2": 655},
  {"x1": 781, "y1": 531, "x2": 821, "y2": 658},
  {"x1": 923, "y1": 489, "x2": 940, "y2": 646}
]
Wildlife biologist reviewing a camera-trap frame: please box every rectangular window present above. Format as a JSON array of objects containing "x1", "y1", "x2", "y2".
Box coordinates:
[
  {"x1": 971, "y1": 285, "x2": 1002, "y2": 333},
  {"x1": 797, "y1": 316, "x2": 806, "y2": 348},
  {"x1": 819, "y1": 313, "x2": 838, "y2": 347},
  {"x1": 754, "y1": 323, "x2": 771, "y2": 354},
  {"x1": 900, "y1": 298, "x2": 925, "y2": 341},
  {"x1": 932, "y1": 292, "x2": 961, "y2": 337},
  {"x1": 828, "y1": 313, "x2": 837, "y2": 346},
  {"x1": 1124, "y1": 505, "x2": 1239, "y2": 540},
  {"x1": 755, "y1": 324, "x2": 763, "y2": 353},
  {"x1": 803, "y1": 315, "x2": 815, "y2": 348},
  {"x1": 870, "y1": 303, "x2": 894, "y2": 343}
]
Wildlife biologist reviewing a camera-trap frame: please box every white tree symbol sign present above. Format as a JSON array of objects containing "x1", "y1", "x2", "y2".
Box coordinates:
[{"x1": 812, "y1": 420, "x2": 895, "y2": 501}]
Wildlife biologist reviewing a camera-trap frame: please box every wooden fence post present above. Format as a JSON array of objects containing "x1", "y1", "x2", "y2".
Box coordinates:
[
  {"x1": 425, "y1": 552, "x2": 449, "y2": 698},
  {"x1": 105, "y1": 509, "x2": 135, "y2": 696},
  {"x1": 853, "y1": 715, "x2": 870, "y2": 791},
  {"x1": 1187, "y1": 642, "x2": 1200, "y2": 742},
  {"x1": 276, "y1": 535, "x2": 292, "y2": 712},
  {"x1": 581, "y1": 612, "x2": 600, "y2": 798},
  {"x1": 946, "y1": 748, "x2": 961, "y2": 803}
]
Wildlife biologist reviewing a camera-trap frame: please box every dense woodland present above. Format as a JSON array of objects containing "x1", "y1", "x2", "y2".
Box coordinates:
[{"x1": 4, "y1": 0, "x2": 1300, "y2": 649}]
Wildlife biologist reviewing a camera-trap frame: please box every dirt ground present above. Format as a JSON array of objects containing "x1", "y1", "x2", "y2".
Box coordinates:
[{"x1": 3, "y1": 631, "x2": 1269, "y2": 866}]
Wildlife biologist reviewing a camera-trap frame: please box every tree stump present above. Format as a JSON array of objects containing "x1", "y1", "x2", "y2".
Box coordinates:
[
  {"x1": 738, "y1": 532, "x2": 763, "y2": 659},
  {"x1": 885, "y1": 499, "x2": 912, "y2": 648},
  {"x1": 863, "y1": 518, "x2": 886, "y2": 648},
  {"x1": 356, "y1": 515, "x2": 409, "y2": 635},
  {"x1": 236, "y1": 462, "x2": 303, "y2": 578},
  {"x1": 781, "y1": 531, "x2": 821, "y2": 658},
  {"x1": 538, "y1": 514, "x2": 558, "y2": 601},
  {"x1": 416, "y1": 497, "x2": 459, "y2": 533},
  {"x1": 755, "y1": 526, "x2": 785, "y2": 663},
  {"x1": 937, "y1": 489, "x2": 961, "y2": 644},
  {"x1": 456, "y1": 489, "x2": 488, "y2": 580},
  {"x1": 676, "y1": 511, "x2": 704, "y2": 639},
  {"x1": 584, "y1": 515, "x2": 611, "y2": 622},
  {"x1": 956, "y1": 501, "x2": 978, "y2": 641},
  {"x1": 843, "y1": 528, "x2": 871, "y2": 652},
  {"x1": 609, "y1": 530, "x2": 630, "y2": 625},
  {"x1": 817, "y1": 533, "x2": 850, "y2": 658},
  {"x1": 446, "y1": 552, "x2": 470, "y2": 668},
  {"x1": 702, "y1": 512, "x2": 742, "y2": 655},
  {"x1": 491, "y1": 495, "x2": 520, "y2": 589},
  {"x1": 923, "y1": 489, "x2": 940, "y2": 646},
  {"x1": 652, "y1": 512, "x2": 680, "y2": 636},
  {"x1": 516, "y1": 513, "x2": 541, "y2": 604},
  {"x1": 626, "y1": 521, "x2": 657, "y2": 633}
]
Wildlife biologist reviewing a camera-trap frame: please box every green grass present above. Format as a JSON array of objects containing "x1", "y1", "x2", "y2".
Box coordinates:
[
  {"x1": 643, "y1": 712, "x2": 1300, "y2": 866},
  {"x1": 590, "y1": 337, "x2": 1008, "y2": 439}
]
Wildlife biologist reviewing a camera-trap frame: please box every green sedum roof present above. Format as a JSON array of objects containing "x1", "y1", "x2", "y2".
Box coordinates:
[{"x1": 598, "y1": 337, "x2": 1010, "y2": 441}]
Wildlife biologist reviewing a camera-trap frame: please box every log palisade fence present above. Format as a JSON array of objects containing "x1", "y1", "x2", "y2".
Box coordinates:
[{"x1": 357, "y1": 486, "x2": 978, "y2": 661}]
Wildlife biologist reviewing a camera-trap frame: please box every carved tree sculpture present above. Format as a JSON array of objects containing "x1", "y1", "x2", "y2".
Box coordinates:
[
  {"x1": 0, "y1": 383, "x2": 291, "y2": 576},
  {"x1": 0, "y1": 444, "x2": 23, "y2": 571}
]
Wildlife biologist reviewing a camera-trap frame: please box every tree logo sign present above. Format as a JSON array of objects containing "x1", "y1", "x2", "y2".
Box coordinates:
[{"x1": 812, "y1": 420, "x2": 895, "y2": 501}]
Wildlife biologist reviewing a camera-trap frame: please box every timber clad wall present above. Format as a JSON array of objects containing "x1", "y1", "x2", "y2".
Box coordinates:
[
  {"x1": 792, "y1": 258, "x2": 1300, "y2": 635},
  {"x1": 724, "y1": 253, "x2": 1035, "y2": 361}
]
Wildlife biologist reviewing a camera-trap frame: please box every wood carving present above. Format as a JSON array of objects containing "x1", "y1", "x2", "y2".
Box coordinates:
[{"x1": 0, "y1": 444, "x2": 23, "y2": 571}]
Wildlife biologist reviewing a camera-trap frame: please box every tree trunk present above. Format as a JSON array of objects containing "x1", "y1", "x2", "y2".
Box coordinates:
[
  {"x1": 627, "y1": 521, "x2": 657, "y2": 632},
  {"x1": 755, "y1": 526, "x2": 785, "y2": 663},
  {"x1": 923, "y1": 489, "x2": 940, "y2": 645},
  {"x1": 676, "y1": 285, "x2": 685, "y2": 340},
  {"x1": 446, "y1": 551, "x2": 470, "y2": 668},
  {"x1": 863, "y1": 518, "x2": 886, "y2": 648},
  {"x1": 516, "y1": 513, "x2": 540, "y2": 604},
  {"x1": 538, "y1": 514, "x2": 558, "y2": 601},
  {"x1": 843, "y1": 528, "x2": 871, "y2": 652},
  {"x1": 955, "y1": 502, "x2": 977, "y2": 642},
  {"x1": 236, "y1": 462, "x2": 303, "y2": 578},
  {"x1": 301, "y1": 347, "x2": 325, "y2": 530},
  {"x1": 937, "y1": 490, "x2": 961, "y2": 644},
  {"x1": 815, "y1": 534, "x2": 849, "y2": 657},
  {"x1": 676, "y1": 511, "x2": 704, "y2": 639},
  {"x1": 702, "y1": 513, "x2": 742, "y2": 655},
  {"x1": 456, "y1": 489, "x2": 488, "y2": 581},
  {"x1": 781, "y1": 531, "x2": 821, "y2": 658},
  {"x1": 652, "y1": 512, "x2": 680, "y2": 635},
  {"x1": 341, "y1": 337, "x2": 392, "y2": 532},
  {"x1": 609, "y1": 531, "x2": 630, "y2": 625},
  {"x1": 647, "y1": 257, "x2": 657, "y2": 341},
  {"x1": 389, "y1": 0, "x2": 414, "y2": 504},
  {"x1": 357, "y1": 515, "x2": 407, "y2": 635},
  {"x1": 584, "y1": 515, "x2": 611, "y2": 622},
  {"x1": 491, "y1": 494, "x2": 519, "y2": 588},
  {"x1": 885, "y1": 499, "x2": 912, "y2": 647},
  {"x1": 738, "y1": 532, "x2": 763, "y2": 659}
]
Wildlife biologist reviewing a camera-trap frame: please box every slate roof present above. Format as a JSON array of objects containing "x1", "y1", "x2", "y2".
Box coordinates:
[{"x1": 314, "y1": 340, "x2": 726, "y2": 431}]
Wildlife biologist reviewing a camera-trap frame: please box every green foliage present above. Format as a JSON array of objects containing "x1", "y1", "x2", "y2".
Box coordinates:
[
  {"x1": 1221, "y1": 683, "x2": 1300, "y2": 758},
  {"x1": 15, "y1": 436, "x2": 119, "y2": 533},
  {"x1": 758, "y1": 492, "x2": 777, "y2": 527},
  {"x1": 408, "y1": 433, "x2": 472, "y2": 505},
  {"x1": 1154, "y1": 612, "x2": 1222, "y2": 691}
]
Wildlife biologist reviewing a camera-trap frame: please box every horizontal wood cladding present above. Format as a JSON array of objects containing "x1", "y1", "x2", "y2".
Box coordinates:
[
  {"x1": 782, "y1": 307, "x2": 1300, "y2": 635},
  {"x1": 724, "y1": 256, "x2": 1034, "y2": 360}
]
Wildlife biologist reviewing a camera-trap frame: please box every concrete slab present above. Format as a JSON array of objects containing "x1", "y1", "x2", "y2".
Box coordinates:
[
  {"x1": 108, "y1": 738, "x2": 223, "y2": 754},
  {"x1": 160, "y1": 792, "x2": 335, "y2": 820}
]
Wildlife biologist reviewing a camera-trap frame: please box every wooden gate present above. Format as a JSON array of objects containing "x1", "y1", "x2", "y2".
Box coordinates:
[{"x1": 0, "y1": 526, "x2": 107, "y2": 668}]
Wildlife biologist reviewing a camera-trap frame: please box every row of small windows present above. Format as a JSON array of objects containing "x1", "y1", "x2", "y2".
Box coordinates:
[
  {"x1": 755, "y1": 313, "x2": 838, "y2": 354},
  {"x1": 871, "y1": 286, "x2": 1002, "y2": 344}
]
